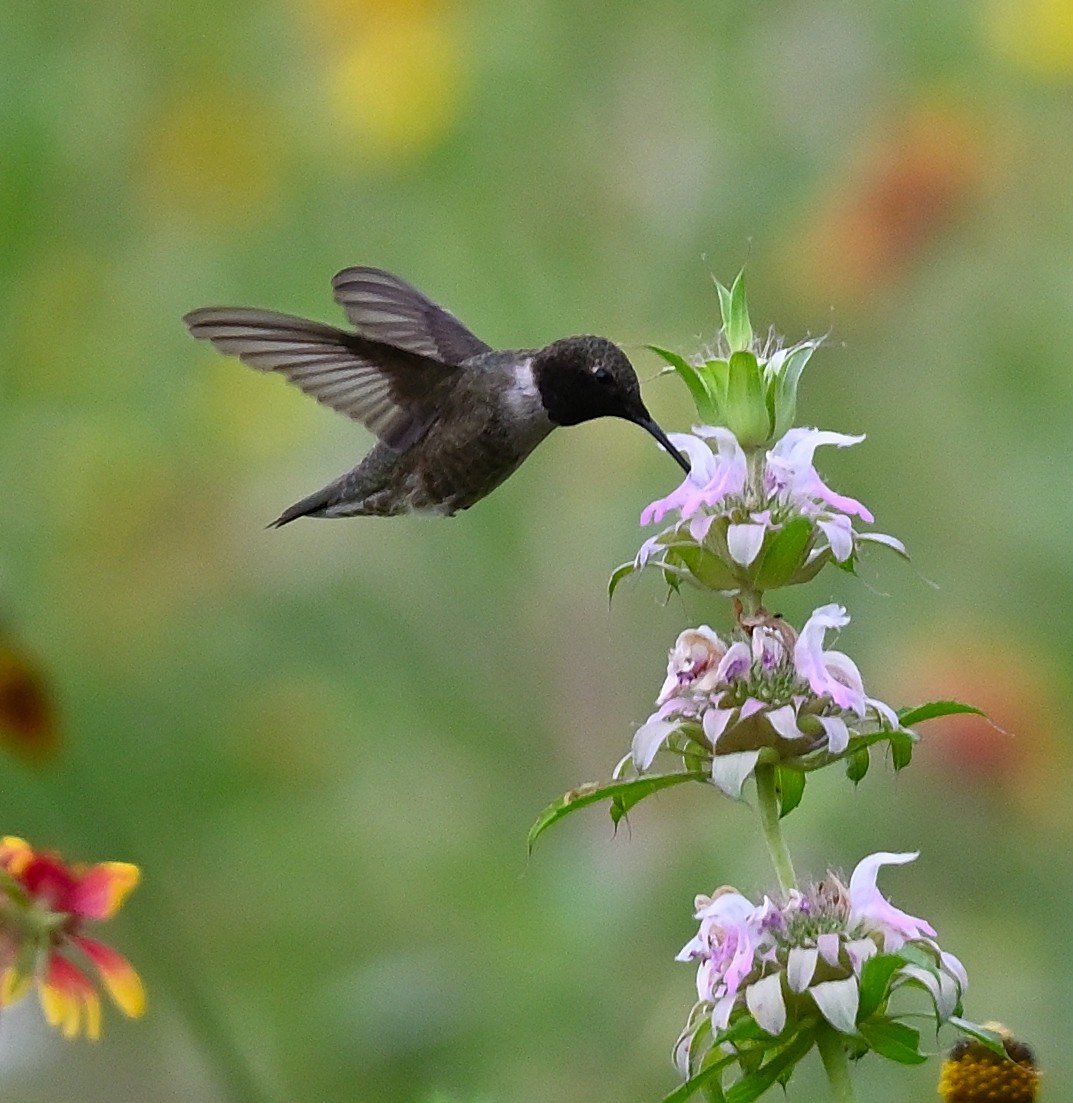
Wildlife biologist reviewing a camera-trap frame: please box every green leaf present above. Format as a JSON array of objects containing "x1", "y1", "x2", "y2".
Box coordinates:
[
  {"x1": 776, "y1": 767, "x2": 805, "y2": 817},
  {"x1": 607, "y1": 561, "x2": 635, "y2": 601},
  {"x1": 671, "y1": 545, "x2": 742, "y2": 591},
  {"x1": 610, "y1": 769, "x2": 708, "y2": 825},
  {"x1": 889, "y1": 729, "x2": 915, "y2": 771},
  {"x1": 897, "y1": 700, "x2": 985, "y2": 727},
  {"x1": 719, "y1": 271, "x2": 753, "y2": 353},
  {"x1": 660, "y1": 1051, "x2": 737, "y2": 1103},
  {"x1": 753, "y1": 517, "x2": 811, "y2": 590},
  {"x1": 771, "y1": 340, "x2": 818, "y2": 440},
  {"x1": 946, "y1": 1018, "x2": 1008, "y2": 1057},
  {"x1": 528, "y1": 772, "x2": 705, "y2": 852},
  {"x1": 649, "y1": 345, "x2": 719, "y2": 423},
  {"x1": 858, "y1": 1020, "x2": 926, "y2": 1065},
  {"x1": 725, "y1": 351, "x2": 770, "y2": 445},
  {"x1": 702, "y1": 358, "x2": 731, "y2": 409},
  {"x1": 857, "y1": 954, "x2": 904, "y2": 1019},
  {"x1": 715, "y1": 279, "x2": 733, "y2": 331},
  {"x1": 724, "y1": 1030, "x2": 814, "y2": 1103},
  {"x1": 845, "y1": 747, "x2": 869, "y2": 783}
]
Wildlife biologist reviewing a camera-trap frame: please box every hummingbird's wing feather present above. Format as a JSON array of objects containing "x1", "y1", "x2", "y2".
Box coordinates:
[
  {"x1": 331, "y1": 267, "x2": 493, "y2": 363},
  {"x1": 183, "y1": 307, "x2": 457, "y2": 451}
]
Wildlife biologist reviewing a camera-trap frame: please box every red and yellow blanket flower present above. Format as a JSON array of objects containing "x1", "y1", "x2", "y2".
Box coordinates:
[{"x1": 0, "y1": 836, "x2": 145, "y2": 1039}]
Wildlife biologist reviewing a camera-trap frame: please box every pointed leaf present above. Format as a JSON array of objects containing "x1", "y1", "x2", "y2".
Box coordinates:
[
  {"x1": 649, "y1": 345, "x2": 719, "y2": 423},
  {"x1": 608, "y1": 561, "x2": 636, "y2": 601},
  {"x1": 858, "y1": 1020, "x2": 926, "y2": 1065},
  {"x1": 771, "y1": 341, "x2": 818, "y2": 440},
  {"x1": 889, "y1": 729, "x2": 914, "y2": 770},
  {"x1": 528, "y1": 771, "x2": 706, "y2": 852},
  {"x1": 720, "y1": 271, "x2": 753, "y2": 353},
  {"x1": 946, "y1": 1018, "x2": 1008, "y2": 1058},
  {"x1": 776, "y1": 767, "x2": 805, "y2": 818},
  {"x1": 610, "y1": 769, "x2": 708, "y2": 825},
  {"x1": 897, "y1": 700, "x2": 985, "y2": 727}
]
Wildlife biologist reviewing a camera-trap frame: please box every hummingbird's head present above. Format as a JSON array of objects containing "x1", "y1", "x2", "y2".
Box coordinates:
[{"x1": 533, "y1": 336, "x2": 691, "y2": 474}]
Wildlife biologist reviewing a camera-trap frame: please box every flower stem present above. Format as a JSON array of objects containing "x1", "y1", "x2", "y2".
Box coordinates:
[
  {"x1": 754, "y1": 763, "x2": 796, "y2": 894},
  {"x1": 816, "y1": 1023, "x2": 858, "y2": 1103}
]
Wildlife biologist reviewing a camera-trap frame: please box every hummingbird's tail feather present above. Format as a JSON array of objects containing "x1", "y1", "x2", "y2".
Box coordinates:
[{"x1": 267, "y1": 485, "x2": 337, "y2": 528}]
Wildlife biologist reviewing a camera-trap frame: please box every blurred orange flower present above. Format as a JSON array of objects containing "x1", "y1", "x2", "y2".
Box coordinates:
[
  {"x1": 0, "y1": 837, "x2": 145, "y2": 1039},
  {"x1": 0, "y1": 638, "x2": 58, "y2": 764},
  {"x1": 785, "y1": 103, "x2": 985, "y2": 302}
]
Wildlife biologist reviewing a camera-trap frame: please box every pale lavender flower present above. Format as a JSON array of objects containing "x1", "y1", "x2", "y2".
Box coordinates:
[
  {"x1": 674, "y1": 852, "x2": 967, "y2": 1076},
  {"x1": 632, "y1": 606, "x2": 897, "y2": 794},
  {"x1": 625, "y1": 425, "x2": 905, "y2": 595}
]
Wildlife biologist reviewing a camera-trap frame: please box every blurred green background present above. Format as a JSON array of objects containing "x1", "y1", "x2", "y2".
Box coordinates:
[{"x1": 2, "y1": 0, "x2": 1072, "y2": 1099}]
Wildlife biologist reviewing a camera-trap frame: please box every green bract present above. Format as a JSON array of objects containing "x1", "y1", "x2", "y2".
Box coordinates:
[{"x1": 649, "y1": 271, "x2": 820, "y2": 446}]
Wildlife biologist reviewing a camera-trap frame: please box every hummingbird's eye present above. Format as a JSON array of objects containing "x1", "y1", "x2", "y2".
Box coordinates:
[{"x1": 593, "y1": 366, "x2": 613, "y2": 385}]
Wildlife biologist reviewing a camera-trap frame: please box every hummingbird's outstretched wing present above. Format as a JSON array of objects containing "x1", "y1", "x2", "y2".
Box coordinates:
[
  {"x1": 331, "y1": 267, "x2": 493, "y2": 363},
  {"x1": 183, "y1": 307, "x2": 457, "y2": 452}
]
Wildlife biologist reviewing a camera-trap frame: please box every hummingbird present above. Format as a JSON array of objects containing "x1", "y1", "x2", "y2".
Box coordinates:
[{"x1": 183, "y1": 266, "x2": 690, "y2": 526}]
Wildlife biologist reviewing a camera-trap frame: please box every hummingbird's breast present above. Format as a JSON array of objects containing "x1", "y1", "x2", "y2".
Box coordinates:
[{"x1": 408, "y1": 355, "x2": 554, "y2": 514}]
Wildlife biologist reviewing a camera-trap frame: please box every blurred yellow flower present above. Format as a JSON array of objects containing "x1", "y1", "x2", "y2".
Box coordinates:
[
  {"x1": 985, "y1": 0, "x2": 1073, "y2": 76},
  {"x1": 314, "y1": 3, "x2": 468, "y2": 163},
  {"x1": 141, "y1": 89, "x2": 282, "y2": 226}
]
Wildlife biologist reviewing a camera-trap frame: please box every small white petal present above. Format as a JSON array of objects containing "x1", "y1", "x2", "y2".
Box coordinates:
[
  {"x1": 900, "y1": 964, "x2": 957, "y2": 1020},
  {"x1": 844, "y1": 938, "x2": 877, "y2": 976},
  {"x1": 710, "y1": 750, "x2": 761, "y2": 798},
  {"x1": 786, "y1": 946, "x2": 818, "y2": 993},
  {"x1": 632, "y1": 720, "x2": 676, "y2": 771},
  {"x1": 702, "y1": 707, "x2": 734, "y2": 746},
  {"x1": 867, "y1": 696, "x2": 900, "y2": 728},
  {"x1": 809, "y1": 978, "x2": 860, "y2": 1035},
  {"x1": 746, "y1": 973, "x2": 787, "y2": 1036},
  {"x1": 941, "y1": 951, "x2": 969, "y2": 994},
  {"x1": 767, "y1": 704, "x2": 806, "y2": 741},
  {"x1": 857, "y1": 531, "x2": 909, "y2": 557},
  {"x1": 817, "y1": 933, "x2": 842, "y2": 967},
  {"x1": 818, "y1": 715, "x2": 849, "y2": 754},
  {"x1": 727, "y1": 521, "x2": 768, "y2": 567},
  {"x1": 711, "y1": 993, "x2": 737, "y2": 1031}
]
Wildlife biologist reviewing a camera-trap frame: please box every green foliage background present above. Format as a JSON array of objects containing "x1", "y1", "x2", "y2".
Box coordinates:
[{"x1": 2, "y1": 0, "x2": 1071, "y2": 1099}]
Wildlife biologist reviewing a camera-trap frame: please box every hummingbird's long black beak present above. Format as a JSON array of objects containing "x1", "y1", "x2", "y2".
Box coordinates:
[{"x1": 633, "y1": 414, "x2": 691, "y2": 475}]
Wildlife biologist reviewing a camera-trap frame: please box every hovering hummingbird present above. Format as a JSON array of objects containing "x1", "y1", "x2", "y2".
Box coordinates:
[{"x1": 183, "y1": 267, "x2": 690, "y2": 526}]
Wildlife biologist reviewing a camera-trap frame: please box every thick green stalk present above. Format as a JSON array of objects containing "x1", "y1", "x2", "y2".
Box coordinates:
[
  {"x1": 816, "y1": 1023, "x2": 858, "y2": 1103},
  {"x1": 753, "y1": 763, "x2": 796, "y2": 894}
]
